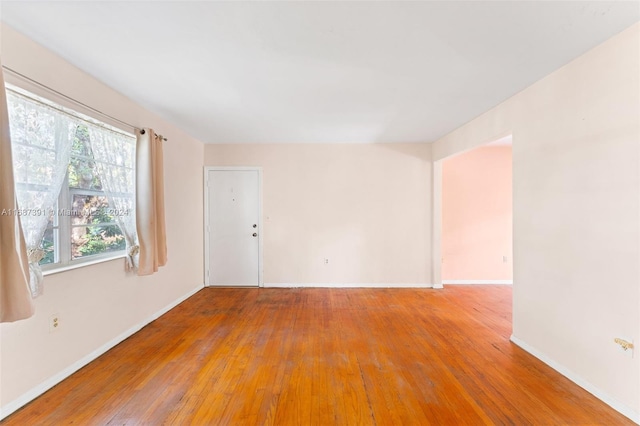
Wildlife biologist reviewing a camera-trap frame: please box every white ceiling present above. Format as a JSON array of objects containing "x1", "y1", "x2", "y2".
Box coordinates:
[{"x1": 1, "y1": 1, "x2": 638, "y2": 144}]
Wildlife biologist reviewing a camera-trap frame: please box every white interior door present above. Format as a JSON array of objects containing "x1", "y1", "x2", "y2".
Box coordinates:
[{"x1": 206, "y1": 169, "x2": 260, "y2": 286}]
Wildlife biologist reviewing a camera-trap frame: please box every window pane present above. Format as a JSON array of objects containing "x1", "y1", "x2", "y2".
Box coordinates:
[
  {"x1": 68, "y1": 125, "x2": 103, "y2": 190},
  {"x1": 71, "y1": 224, "x2": 125, "y2": 260},
  {"x1": 70, "y1": 194, "x2": 125, "y2": 259},
  {"x1": 41, "y1": 200, "x2": 59, "y2": 266},
  {"x1": 7, "y1": 95, "x2": 57, "y2": 150},
  {"x1": 68, "y1": 156, "x2": 102, "y2": 190},
  {"x1": 71, "y1": 125, "x2": 90, "y2": 157},
  {"x1": 40, "y1": 224, "x2": 56, "y2": 265},
  {"x1": 70, "y1": 194, "x2": 115, "y2": 226},
  {"x1": 12, "y1": 144, "x2": 57, "y2": 186}
]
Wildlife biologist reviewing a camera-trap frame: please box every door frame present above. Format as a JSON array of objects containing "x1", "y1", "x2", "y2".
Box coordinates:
[{"x1": 204, "y1": 166, "x2": 264, "y2": 288}]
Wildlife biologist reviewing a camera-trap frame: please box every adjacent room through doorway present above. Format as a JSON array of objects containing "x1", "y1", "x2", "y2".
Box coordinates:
[{"x1": 441, "y1": 135, "x2": 513, "y2": 285}]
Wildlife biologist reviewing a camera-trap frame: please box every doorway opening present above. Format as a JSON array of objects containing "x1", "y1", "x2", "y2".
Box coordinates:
[{"x1": 440, "y1": 135, "x2": 513, "y2": 286}]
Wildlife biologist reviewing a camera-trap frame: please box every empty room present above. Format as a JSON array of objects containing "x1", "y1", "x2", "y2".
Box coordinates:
[{"x1": 0, "y1": 1, "x2": 638, "y2": 425}]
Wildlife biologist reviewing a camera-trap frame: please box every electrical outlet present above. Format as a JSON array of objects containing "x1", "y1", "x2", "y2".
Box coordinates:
[
  {"x1": 503, "y1": 256, "x2": 508, "y2": 263},
  {"x1": 49, "y1": 314, "x2": 60, "y2": 333},
  {"x1": 614, "y1": 337, "x2": 634, "y2": 358},
  {"x1": 324, "y1": 258, "x2": 329, "y2": 264}
]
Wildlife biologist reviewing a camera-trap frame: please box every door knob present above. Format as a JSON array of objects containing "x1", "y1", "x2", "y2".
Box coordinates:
[{"x1": 252, "y1": 233, "x2": 258, "y2": 237}]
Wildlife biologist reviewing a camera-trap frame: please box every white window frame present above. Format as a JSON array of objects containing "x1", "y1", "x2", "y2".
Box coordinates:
[{"x1": 6, "y1": 84, "x2": 135, "y2": 274}]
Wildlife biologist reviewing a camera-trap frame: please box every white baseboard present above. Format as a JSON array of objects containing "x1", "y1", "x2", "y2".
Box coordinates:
[
  {"x1": 264, "y1": 283, "x2": 434, "y2": 288},
  {"x1": 0, "y1": 284, "x2": 204, "y2": 421},
  {"x1": 510, "y1": 335, "x2": 639, "y2": 424},
  {"x1": 443, "y1": 280, "x2": 513, "y2": 285}
]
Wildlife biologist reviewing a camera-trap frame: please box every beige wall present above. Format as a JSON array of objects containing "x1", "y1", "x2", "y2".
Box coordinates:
[
  {"x1": 442, "y1": 145, "x2": 512, "y2": 281},
  {"x1": 434, "y1": 23, "x2": 639, "y2": 418},
  {"x1": 205, "y1": 143, "x2": 433, "y2": 285},
  {"x1": 0, "y1": 25, "x2": 204, "y2": 413}
]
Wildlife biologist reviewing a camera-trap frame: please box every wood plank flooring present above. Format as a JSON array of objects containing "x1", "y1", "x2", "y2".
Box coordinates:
[{"x1": 1, "y1": 286, "x2": 634, "y2": 425}]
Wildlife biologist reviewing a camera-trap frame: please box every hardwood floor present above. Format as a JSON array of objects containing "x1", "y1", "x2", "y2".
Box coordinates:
[{"x1": 1, "y1": 286, "x2": 633, "y2": 425}]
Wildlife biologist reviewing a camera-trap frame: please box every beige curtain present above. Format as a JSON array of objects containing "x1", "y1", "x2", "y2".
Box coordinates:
[
  {"x1": 135, "y1": 128, "x2": 167, "y2": 275},
  {"x1": 0, "y1": 61, "x2": 35, "y2": 322}
]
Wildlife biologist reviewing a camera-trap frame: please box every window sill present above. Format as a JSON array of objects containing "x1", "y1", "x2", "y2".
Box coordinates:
[{"x1": 42, "y1": 253, "x2": 127, "y2": 276}]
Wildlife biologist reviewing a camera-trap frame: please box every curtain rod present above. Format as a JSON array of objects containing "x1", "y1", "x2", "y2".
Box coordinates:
[
  {"x1": 138, "y1": 129, "x2": 168, "y2": 141},
  {"x1": 2, "y1": 65, "x2": 167, "y2": 141}
]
